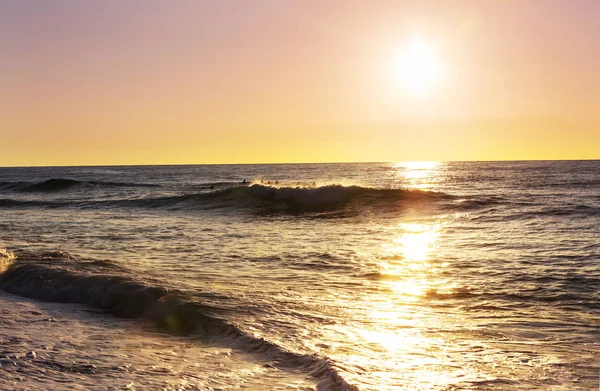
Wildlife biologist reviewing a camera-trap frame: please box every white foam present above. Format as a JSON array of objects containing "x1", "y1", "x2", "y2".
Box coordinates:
[{"x1": 0, "y1": 290, "x2": 317, "y2": 390}]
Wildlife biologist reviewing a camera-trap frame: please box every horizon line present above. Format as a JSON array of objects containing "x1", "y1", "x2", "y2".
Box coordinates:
[{"x1": 1, "y1": 158, "x2": 598, "y2": 169}]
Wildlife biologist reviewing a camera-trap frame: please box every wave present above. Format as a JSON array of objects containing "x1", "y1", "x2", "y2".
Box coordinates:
[
  {"x1": 0, "y1": 178, "x2": 160, "y2": 192},
  {"x1": 0, "y1": 198, "x2": 62, "y2": 208},
  {"x1": 423, "y1": 287, "x2": 599, "y2": 309},
  {"x1": 22, "y1": 178, "x2": 81, "y2": 192},
  {"x1": 448, "y1": 196, "x2": 505, "y2": 211},
  {"x1": 537, "y1": 179, "x2": 600, "y2": 188},
  {"x1": 478, "y1": 205, "x2": 600, "y2": 221},
  {"x1": 0, "y1": 183, "x2": 504, "y2": 216},
  {"x1": 116, "y1": 184, "x2": 456, "y2": 214},
  {"x1": 530, "y1": 205, "x2": 600, "y2": 218},
  {"x1": 0, "y1": 250, "x2": 358, "y2": 391},
  {"x1": 357, "y1": 270, "x2": 599, "y2": 309},
  {"x1": 247, "y1": 183, "x2": 451, "y2": 206}
]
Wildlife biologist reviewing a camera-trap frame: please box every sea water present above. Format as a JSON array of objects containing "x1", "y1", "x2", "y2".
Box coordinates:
[{"x1": 0, "y1": 161, "x2": 598, "y2": 390}]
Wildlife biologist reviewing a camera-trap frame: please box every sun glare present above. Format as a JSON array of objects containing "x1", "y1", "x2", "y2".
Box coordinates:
[{"x1": 396, "y1": 37, "x2": 440, "y2": 98}]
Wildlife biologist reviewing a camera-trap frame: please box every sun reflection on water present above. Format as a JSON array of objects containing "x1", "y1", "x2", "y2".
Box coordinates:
[
  {"x1": 334, "y1": 218, "x2": 472, "y2": 390},
  {"x1": 386, "y1": 223, "x2": 441, "y2": 263},
  {"x1": 379, "y1": 222, "x2": 442, "y2": 300},
  {"x1": 393, "y1": 161, "x2": 441, "y2": 189},
  {"x1": 318, "y1": 165, "x2": 486, "y2": 389}
]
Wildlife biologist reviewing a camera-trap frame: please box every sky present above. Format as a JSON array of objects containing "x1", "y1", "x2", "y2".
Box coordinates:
[{"x1": 1, "y1": 0, "x2": 599, "y2": 166}]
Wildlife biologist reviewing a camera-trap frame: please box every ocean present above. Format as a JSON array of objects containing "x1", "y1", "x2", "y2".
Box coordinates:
[{"x1": 0, "y1": 161, "x2": 598, "y2": 390}]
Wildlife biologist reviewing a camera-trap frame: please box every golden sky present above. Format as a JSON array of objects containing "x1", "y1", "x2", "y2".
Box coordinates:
[{"x1": 1, "y1": 0, "x2": 598, "y2": 166}]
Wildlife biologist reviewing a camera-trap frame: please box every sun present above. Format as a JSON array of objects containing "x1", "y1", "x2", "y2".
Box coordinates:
[{"x1": 395, "y1": 37, "x2": 440, "y2": 98}]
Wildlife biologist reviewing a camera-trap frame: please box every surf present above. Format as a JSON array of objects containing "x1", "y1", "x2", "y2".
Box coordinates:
[{"x1": 0, "y1": 249, "x2": 359, "y2": 391}]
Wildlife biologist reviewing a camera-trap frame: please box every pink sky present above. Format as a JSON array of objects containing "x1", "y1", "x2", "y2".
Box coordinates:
[{"x1": 1, "y1": 1, "x2": 598, "y2": 165}]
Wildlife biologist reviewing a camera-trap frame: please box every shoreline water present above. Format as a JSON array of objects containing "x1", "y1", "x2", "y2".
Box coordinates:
[{"x1": 0, "y1": 289, "x2": 320, "y2": 391}]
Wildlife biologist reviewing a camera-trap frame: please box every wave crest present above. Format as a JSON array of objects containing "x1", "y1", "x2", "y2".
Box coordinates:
[
  {"x1": 119, "y1": 184, "x2": 454, "y2": 214},
  {"x1": 247, "y1": 184, "x2": 449, "y2": 209},
  {"x1": 0, "y1": 247, "x2": 15, "y2": 272},
  {"x1": 0, "y1": 182, "x2": 479, "y2": 216}
]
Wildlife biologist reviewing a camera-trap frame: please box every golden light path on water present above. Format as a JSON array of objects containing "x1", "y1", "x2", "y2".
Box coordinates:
[
  {"x1": 325, "y1": 162, "x2": 488, "y2": 390},
  {"x1": 393, "y1": 161, "x2": 441, "y2": 189}
]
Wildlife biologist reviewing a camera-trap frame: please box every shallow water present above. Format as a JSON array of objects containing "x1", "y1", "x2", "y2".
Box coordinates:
[{"x1": 0, "y1": 161, "x2": 598, "y2": 390}]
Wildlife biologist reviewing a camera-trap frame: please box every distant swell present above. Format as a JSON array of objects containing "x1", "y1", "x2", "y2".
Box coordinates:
[
  {"x1": 0, "y1": 251, "x2": 358, "y2": 391},
  {"x1": 22, "y1": 178, "x2": 81, "y2": 191},
  {"x1": 0, "y1": 178, "x2": 160, "y2": 192}
]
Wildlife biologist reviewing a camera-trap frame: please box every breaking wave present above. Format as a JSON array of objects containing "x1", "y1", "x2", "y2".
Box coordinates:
[
  {"x1": 0, "y1": 250, "x2": 358, "y2": 391},
  {"x1": 115, "y1": 184, "x2": 458, "y2": 214},
  {"x1": 0, "y1": 183, "x2": 468, "y2": 216}
]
